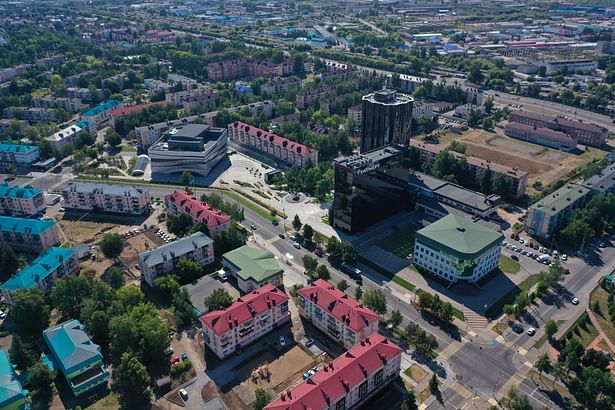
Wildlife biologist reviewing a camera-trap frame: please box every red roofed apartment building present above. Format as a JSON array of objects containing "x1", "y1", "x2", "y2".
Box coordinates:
[
  {"x1": 164, "y1": 191, "x2": 231, "y2": 237},
  {"x1": 265, "y1": 333, "x2": 402, "y2": 410},
  {"x1": 297, "y1": 280, "x2": 379, "y2": 349},
  {"x1": 200, "y1": 283, "x2": 290, "y2": 359},
  {"x1": 108, "y1": 101, "x2": 167, "y2": 127},
  {"x1": 228, "y1": 121, "x2": 318, "y2": 168}
]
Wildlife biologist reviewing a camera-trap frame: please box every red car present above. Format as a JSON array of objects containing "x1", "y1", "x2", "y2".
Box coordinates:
[
  {"x1": 314, "y1": 248, "x2": 323, "y2": 257},
  {"x1": 170, "y1": 356, "x2": 180, "y2": 365}
]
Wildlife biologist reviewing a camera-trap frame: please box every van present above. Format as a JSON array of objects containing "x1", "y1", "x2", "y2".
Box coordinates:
[{"x1": 217, "y1": 269, "x2": 228, "y2": 281}]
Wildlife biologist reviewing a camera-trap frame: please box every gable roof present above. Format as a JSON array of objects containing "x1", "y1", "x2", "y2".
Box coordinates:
[
  {"x1": 81, "y1": 100, "x2": 121, "y2": 117},
  {"x1": 165, "y1": 191, "x2": 230, "y2": 229},
  {"x1": 297, "y1": 279, "x2": 379, "y2": 332},
  {"x1": 200, "y1": 283, "x2": 289, "y2": 336},
  {"x1": 265, "y1": 333, "x2": 401, "y2": 410},
  {"x1": 138, "y1": 232, "x2": 213, "y2": 268},
  {"x1": 231, "y1": 121, "x2": 317, "y2": 155},
  {"x1": 0, "y1": 215, "x2": 56, "y2": 235},
  {"x1": 1, "y1": 247, "x2": 75, "y2": 292},
  {"x1": 43, "y1": 319, "x2": 102, "y2": 372},
  {"x1": 0, "y1": 350, "x2": 28, "y2": 405},
  {"x1": 222, "y1": 245, "x2": 283, "y2": 283},
  {"x1": 0, "y1": 183, "x2": 43, "y2": 199}
]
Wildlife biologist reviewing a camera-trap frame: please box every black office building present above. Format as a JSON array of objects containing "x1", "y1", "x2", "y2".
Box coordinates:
[{"x1": 360, "y1": 89, "x2": 413, "y2": 153}]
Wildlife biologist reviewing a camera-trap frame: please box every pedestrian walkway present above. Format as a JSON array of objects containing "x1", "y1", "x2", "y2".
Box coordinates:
[
  {"x1": 463, "y1": 308, "x2": 489, "y2": 329},
  {"x1": 586, "y1": 308, "x2": 615, "y2": 352}
]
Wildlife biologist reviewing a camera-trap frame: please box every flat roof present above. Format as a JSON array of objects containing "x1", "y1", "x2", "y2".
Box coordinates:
[
  {"x1": 63, "y1": 182, "x2": 148, "y2": 198},
  {"x1": 583, "y1": 163, "x2": 615, "y2": 193},
  {"x1": 223, "y1": 245, "x2": 283, "y2": 283},
  {"x1": 530, "y1": 183, "x2": 590, "y2": 214}
]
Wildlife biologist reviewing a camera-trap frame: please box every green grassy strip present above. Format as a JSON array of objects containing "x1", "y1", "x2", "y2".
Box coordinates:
[
  {"x1": 392, "y1": 275, "x2": 416, "y2": 291},
  {"x1": 485, "y1": 274, "x2": 539, "y2": 319}
]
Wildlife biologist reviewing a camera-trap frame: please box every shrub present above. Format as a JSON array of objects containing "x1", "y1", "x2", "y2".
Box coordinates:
[{"x1": 170, "y1": 360, "x2": 192, "y2": 376}]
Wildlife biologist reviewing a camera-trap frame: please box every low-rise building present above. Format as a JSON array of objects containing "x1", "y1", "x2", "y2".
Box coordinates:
[
  {"x1": 66, "y1": 87, "x2": 98, "y2": 101},
  {"x1": 200, "y1": 283, "x2": 290, "y2": 359},
  {"x1": 46, "y1": 123, "x2": 84, "y2": 150},
  {"x1": 168, "y1": 73, "x2": 197, "y2": 90},
  {"x1": 32, "y1": 97, "x2": 83, "y2": 112},
  {"x1": 260, "y1": 76, "x2": 303, "y2": 96},
  {"x1": 295, "y1": 86, "x2": 336, "y2": 109},
  {"x1": 164, "y1": 191, "x2": 231, "y2": 237},
  {"x1": 2, "y1": 107, "x2": 57, "y2": 123},
  {"x1": 347, "y1": 105, "x2": 362, "y2": 124},
  {"x1": 297, "y1": 279, "x2": 379, "y2": 349},
  {"x1": 43, "y1": 320, "x2": 110, "y2": 396},
  {"x1": 1, "y1": 247, "x2": 78, "y2": 305},
  {"x1": 0, "y1": 215, "x2": 60, "y2": 252},
  {"x1": 0, "y1": 349, "x2": 29, "y2": 410},
  {"x1": 228, "y1": 121, "x2": 318, "y2": 168},
  {"x1": 583, "y1": 163, "x2": 615, "y2": 195},
  {"x1": 222, "y1": 245, "x2": 284, "y2": 293},
  {"x1": 80, "y1": 100, "x2": 122, "y2": 131},
  {"x1": 541, "y1": 59, "x2": 597, "y2": 74},
  {"x1": 108, "y1": 102, "x2": 166, "y2": 125},
  {"x1": 504, "y1": 122, "x2": 578, "y2": 152},
  {"x1": 61, "y1": 183, "x2": 150, "y2": 215},
  {"x1": 0, "y1": 184, "x2": 46, "y2": 217},
  {"x1": 413, "y1": 214, "x2": 503, "y2": 283},
  {"x1": 454, "y1": 103, "x2": 485, "y2": 118},
  {"x1": 165, "y1": 88, "x2": 218, "y2": 107},
  {"x1": 138, "y1": 232, "x2": 214, "y2": 286},
  {"x1": 265, "y1": 333, "x2": 402, "y2": 410}
]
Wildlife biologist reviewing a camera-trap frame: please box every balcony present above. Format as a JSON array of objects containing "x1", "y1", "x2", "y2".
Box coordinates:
[{"x1": 70, "y1": 364, "x2": 109, "y2": 389}]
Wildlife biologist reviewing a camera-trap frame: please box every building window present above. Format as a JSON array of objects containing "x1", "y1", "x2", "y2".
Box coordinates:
[
  {"x1": 359, "y1": 381, "x2": 368, "y2": 398},
  {"x1": 336, "y1": 397, "x2": 346, "y2": 410},
  {"x1": 373, "y1": 369, "x2": 384, "y2": 386}
]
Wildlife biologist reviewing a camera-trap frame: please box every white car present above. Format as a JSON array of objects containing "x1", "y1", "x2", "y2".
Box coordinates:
[
  {"x1": 293, "y1": 242, "x2": 301, "y2": 249},
  {"x1": 0, "y1": 310, "x2": 6, "y2": 319},
  {"x1": 561, "y1": 254, "x2": 568, "y2": 261},
  {"x1": 279, "y1": 336, "x2": 286, "y2": 347},
  {"x1": 571, "y1": 297, "x2": 579, "y2": 305},
  {"x1": 179, "y1": 388, "x2": 188, "y2": 401},
  {"x1": 527, "y1": 328, "x2": 536, "y2": 336}
]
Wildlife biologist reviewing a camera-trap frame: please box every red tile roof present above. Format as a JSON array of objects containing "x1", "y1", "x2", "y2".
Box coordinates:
[
  {"x1": 165, "y1": 191, "x2": 231, "y2": 229},
  {"x1": 505, "y1": 122, "x2": 576, "y2": 144},
  {"x1": 109, "y1": 101, "x2": 167, "y2": 118},
  {"x1": 298, "y1": 279, "x2": 379, "y2": 332},
  {"x1": 265, "y1": 333, "x2": 402, "y2": 410},
  {"x1": 200, "y1": 284, "x2": 289, "y2": 336},
  {"x1": 231, "y1": 121, "x2": 317, "y2": 155}
]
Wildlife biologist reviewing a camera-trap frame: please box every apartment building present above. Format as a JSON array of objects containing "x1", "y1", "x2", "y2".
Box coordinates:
[
  {"x1": 207, "y1": 58, "x2": 248, "y2": 82},
  {"x1": 297, "y1": 279, "x2": 379, "y2": 349},
  {"x1": 63, "y1": 70, "x2": 97, "y2": 87},
  {"x1": 0, "y1": 64, "x2": 32, "y2": 83},
  {"x1": 0, "y1": 184, "x2": 46, "y2": 217},
  {"x1": 508, "y1": 110, "x2": 607, "y2": 147},
  {"x1": 347, "y1": 105, "x2": 362, "y2": 124},
  {"x1": 222, "y1": 245, "x2": 284, "y2": 292},
  {"x1": 168, "y1": 73, "x2": 197, "y2": 90},
  {"x1": 409, "y1": 140, "x2": 529, "y2": 198},
  {"x1": 0, "y1": 143, "x2": 40, "y2": 167},
  {"x1": 505, "y1": 122, "x2": 578, "y2": 152},
  {"x1": 1, "y1": 247, "x2": 78, "y2": 305},
  {"x1": 2, "y1": 107, "x2": 57, "y2": 123},
  {"x1": 265, "y1": 333, "x2": 402, "y2": 410},
  {"x1": 35, "y1": 55, "x2": 66, "y2": 68},
  {"x1": 295, "y1": 86, "x2": 336, "y2": 109},
  {"x1": 32, "y1": 97, "x2": 83, "y2": 112},
  {"x1": 138, "y1": 232, "x2": 214, "y2": 286},
  {"x1": 200, "y1": 283, "x2": 290, "y2": 359},
  {"x1": 143, "y1": 79, "x2": 172, "y2": 94},
  {"x1": 0, "y1": 350, "x2": 29, "y2": 410},
  {"x1": 165, "y1": 88, "x2": 218, "y2": 107},
  {"x1": 66, "y1": 87, "x2": 98, "y2": 101},
  {"x1": 43, "y1": 320, "x2": 110, "y2": 396},
  {"x1": 228, "y1": 121, "x2": 319, "y2": 168},
  {"x1": 80, "y1": 100, "x2": 122, "y2": 131},
  {"x1": 260, "y1": 76, "x2": 303, "y2": 96},
  {"x1": 108, "y1": 101, "x2": 167, "y2": 126},
  {"x1": 164, "y1": 190, "x2": 231, "y2": 236},
  {"x1": 46, "y1": 123, "x2": 84, "y2": 150},
  {"x1": 412, "y1": 101, "x2": 434, "y2": 119},
  {"x1": 0, "y1": 216, "x2": 60, "y2": 252},
  {"x1": 61, "y1": 183, "x2": 150, "y2": 215}
]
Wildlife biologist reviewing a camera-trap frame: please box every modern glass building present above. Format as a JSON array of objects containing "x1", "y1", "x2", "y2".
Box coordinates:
[{"x1": 360, "y1": 90, "x2": 413, "y2": 153}]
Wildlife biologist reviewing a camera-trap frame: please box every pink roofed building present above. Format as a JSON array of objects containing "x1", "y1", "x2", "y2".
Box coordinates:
[
  {"x1": 228, "y1": 121, "x2": 318, "y2": 168},
  {"x1": 265, "y1": 333, "x2": 402, "y2": 410},
  {"x1": 297, "y1": 279, "x2": 379, "y2": 349},
  {"x1": 200, "y1": 283, "x2": 290, "y2": 359},
  {"x1": 164, "y1": 191, "x2": 231, "y2": 237}
]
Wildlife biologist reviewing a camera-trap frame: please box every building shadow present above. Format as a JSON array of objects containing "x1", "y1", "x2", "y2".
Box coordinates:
[{"x1": 60, "y1": 209, "x2": 150, "y2": 226}]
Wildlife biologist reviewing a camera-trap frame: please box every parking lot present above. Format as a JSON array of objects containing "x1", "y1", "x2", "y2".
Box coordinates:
[{"x1": 503, "y1": 233, "x2": 569, "y2": 268}]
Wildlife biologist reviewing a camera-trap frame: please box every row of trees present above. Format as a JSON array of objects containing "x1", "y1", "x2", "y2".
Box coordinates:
[
  {"x1": 503, "y1": 264, "x2": 564, "y2": 319},
  {"x1": 416, "y1": 291, "x2": 455, "y2": 324},
  {"x1": 559, "y1": 193, "x2": 615, "y2": 247},
  {"x1": 275, "y1": 163, "x2": 334, "y2": 201}
]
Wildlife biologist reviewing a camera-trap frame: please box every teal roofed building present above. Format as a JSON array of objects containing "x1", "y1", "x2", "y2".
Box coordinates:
[
  {"x1": 0, "y1": 215, "x2": 60, "y2": 252},
  {"x1": 222, "y1": 245, "x2": 283, "y2": 292},
  {"x1": 1, "y1": 247, "x2": 77, "y2": 305},
  {"x1": 0, "y1": 350, "x2": 29, "y2": 410},
  {"x1": 80, "y1": 100, "x2": 122, "y2": 131},
  {"x1": 43, "y1": 320, "x2": 109, "y2": 397},
  {"x1": 0, "y1": 144, "x2": 39, "y2": 167},
  {"x1": 0, "y1": 184, "x2": 46, "y2": 217}
]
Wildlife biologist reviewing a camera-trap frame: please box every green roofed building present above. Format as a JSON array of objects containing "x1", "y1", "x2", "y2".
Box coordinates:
[
  {"x1": 413, "y1": 214, "x2": 503, "y2": 283},
  {"x1": 43, "y1": 320, "x2": 109, "y2": 397},
  {"x1": 222, "y1": 245, "x2": 284, "y2": 292},
  {"x1": 0, "y1": 350, "x2": 29, "y2": 410}
]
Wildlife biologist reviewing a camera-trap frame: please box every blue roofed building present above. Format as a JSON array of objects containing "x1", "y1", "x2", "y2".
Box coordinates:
[
  {"x1": 80, "y1": 100, "x2": 122, "y2": 131},
  {"x1": 0, "y1": 144, "x2": 40, "y2": 168},
  {"x1": 0, "y1": 216, "x2": 60, "y2": 252},
  {"x1": 43, "y1": 320, "x2": 109, "y2": 397},
  {"x1": 0, "y1": 350, "x2": 29, "y2": 410},
  {"x1": 1, "y1": 247, "x2": 77, "y2": 305},
  {"x1": 0, "y1": 184, "x2": 46, "y2": 217}
]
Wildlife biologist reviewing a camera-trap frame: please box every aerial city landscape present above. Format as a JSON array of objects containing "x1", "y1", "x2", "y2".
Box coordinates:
[{"x1": 0, "y1": 0, "x2": 614, "y2": 409}]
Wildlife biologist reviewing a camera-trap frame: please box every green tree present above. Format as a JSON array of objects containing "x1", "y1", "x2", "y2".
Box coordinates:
[
  {"x1": 316, "y1": 265, "x2": 330, "y2": 280},
  {"x1": 26, "y1": 361, "x2": 55, "y2": 399},
  {"x1": 545, "y1": 319, "x2": 558, "y2": 341},
  {"x1": 337, "y1": 280, "x2": 349, "y2": 292},
  {"x1": 51, "y1": 275, "x2": 93, "y2": 319},
  {"x1": 302, "y1": 255, "x2": 318, "y2": 273},
  {"x1": 535, "y1": 353, "x2": 552, "y2": 378},
  {"x1": 341, "y1": 243, "x2": 358, "y2": 265},
  {"x1": 363, "y1": 289, "x2": 387, "y2": 315},
  {"x1": 10, "y1": 334, "x2": 36, "y2": 372},
  {"x1": 154, "y1": 274, "x2": 181, "y2": 305},
  {"x1": 167, "y1": 213, "x2": 193, "y2": 236},
  {"x1": 11, "y1": 288, "x2": 50, "y2": 337},
  {"x1": 180, "y1": 171, "x2": 193, "y2": 187},
  {"x1": 355, "y1": 286, "x2": 363, "y2": 301},
  {"x1": 105, "y1": 128, "x2": 122, "y2": 149},
  {"x1": 484, "y1": 97, "x2": 494, "y2": 114},
  {"x1": 115, "y1": 352, "x2": 151, "y2": 404},
  {"x1": 302, "y1": 224, "x2": 314, "y2": 242},
  {"x1": 493, "y1": 174, "x2": 512, "y2": 200},
  {"x1": 292, "y1": 214, "x2": 303, "y2": 231},
  {"x1": 204, "y1": 288, "x2": 233, "y2": 312},
  {"x1": 173, "y1": 288, "x2": 196, "y2": 328},
  {"x1": 503, "y1": 304, "x2": 516, "y2": 319},
  {"x1": 482, "y1": 117, "x2": 494, "y2": 130},
  {"x1": 0, "y1": 243, "x2": 19, "y2": 281},
  {"x1": 176, "y1": 258, "x2": 203, "y2": 283},
  {"x1": 100, "y1": 233, "x2": 124, "y2": 260},
  {"x1": 466, "y1": 109, "x2": 481, "y2": 128},
  {"x1": 116, "y1": 285, "x2": 144, "y2": 309},
  {"x1": 390, "y1": 309, "x2": 403, "y2": 328},
  {"x1": 253, "y1": 388, "x2": 271, "y2": 410},
  {"x1": 326, "y1": 236, "x2": 341, "y2": 257},
  {"x1": 103, "y1": 266, "x2": 125, "y2": 290},
  {"x1": 109, "y1": 315, "x2": 140, "y2": 358},
  {"x1": 480, "y1": 168, "x2": 493, "y2": 194}
]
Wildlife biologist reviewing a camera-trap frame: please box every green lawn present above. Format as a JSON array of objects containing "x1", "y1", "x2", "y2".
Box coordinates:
[
  {"x1": 563, "y1": 312, "x2": 599, "y2": 348},
  {"x1": 499, "y1": 255, "x2": 520, "y2": 273},
  {"x1": 590, "y1": 286, "x2": 615, "y2": 350},
  {"x1": 377, "y1": 226, "x2": 416, "y2": 258},
  {"x1": 120, "y1": 145, "x2": 136, "y2": 152},
  {"x1": 486, "y1": 274, "x2": 540, "y2": 319}
]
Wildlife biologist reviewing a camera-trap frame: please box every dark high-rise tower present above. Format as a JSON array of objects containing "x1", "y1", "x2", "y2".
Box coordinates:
[{"x1": 360, "y1": 90, "x2": 413, "y2": 153}]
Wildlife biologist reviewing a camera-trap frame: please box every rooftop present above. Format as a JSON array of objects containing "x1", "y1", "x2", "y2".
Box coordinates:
[
  {"x1": 0, "y1": 350, "x2": 28, "y2": 406},
  {"x1": 165, "y1": 191, "x2": 230, "y2": 229},
  {"x1": 43, "y1": 319, "x2": 103, "y2": 372},
  {"x1": 505, "y1": 122, "x2": 575, "y2": 143},
  {"x1": 583, "y1": 163, "x2": 615, "y2": 193},
  {"x1": 81, "y1": 100, "x2": 122, "y2": 117},
  {"x1": 531, "y1": 183, "x2": 591, "y2": 214},
  {"x1": 231, "y1": 121, "x2": 317, "y2": 155},
  {"x1": 362, "y1": 89, "x2": 413, "y2": 106},
  {"x1": 200, "y1": 283, "x2": 289, "y2": 336},
  {"x1": 416, "y1": 214, "x2": 503, "y2": 257},
  {"x1": 139, "y1": 232, "x2": 213, "y2": 268},
  {"x1": 0, "y1": 143, "x2": 38, "y2": 154},
  {"x1": 223, "y1": 245, "x2": 283, "y2": 284},
  {"x1": 265, "y1": 333, "x2": 401, "y2": 410},
  {"x1": 1, "y1": 247, "x2": 75, "y2": 292},
  {"x1": 298, "y1": 279, "x2": 379, "y2": 332},
  {"x1": 0, "y1": 215, "x2": 56, "y2": 235},
  {"x1": 0, "y1": 183, "x2": 42, "y2": 199},
  {"x1": 63, "y1": 182, "x2": 148, "y2": 198},
  {"x1": 47, "y1": 124, "x2": 82, "y2": 142},
  {"x1": 108, "y1": 101, "x2": 166, "y2": 117}
]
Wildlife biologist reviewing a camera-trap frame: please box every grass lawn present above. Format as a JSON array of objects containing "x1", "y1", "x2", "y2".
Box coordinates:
[
  {"x1": 404, "y1": 364, "x2": 428, "y2": 383},
  {"x1": 120, "y1": 145, "x2": 136, "y2": 152},
  {"x1": 486, "y1": 274, "x2": 540, "y2": 319},
  {"x1": 393, "y1": 275, "x2": 416, "y2": 291},
  {"x1": 377, "y1": 225, "x2": 416, "y2": 258},
  {"x1": 499, "y1": 255, "x2": 521, "y2": 273},
  {"x1": 222, "y1": 190, "x2": 277, "y2": 222},
  {"x1": 589, "y1": 285, "x2": 615, "y2": 346},
  {"x1": 563, "y1": 312, "x2": 599, "y2": 348},
  {"x1": 85, "y1": 392, "x2": 120, "y2": 410}
]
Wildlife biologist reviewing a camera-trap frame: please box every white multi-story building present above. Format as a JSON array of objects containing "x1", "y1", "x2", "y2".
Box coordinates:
[
  {"x1": 298, "y1": 279, "x2": 379, "y2": 349},
  {"x1": 61, "y1": 183, "x2": 150, "y2": 215},
  {"x1": 413, "y1": 101, "x2": 434, "y2": 119},
  {"x1": 413, "y1": 214, "x2": 503, "y2": 284},
  {"x1": 46, "y1": 124, "x2": 84, "y2": 150},
  {"x1": 0, "y1": 184, "x2": 46, "y2": 217},
  {"x1": 138, "y1": 232, "x2": 215, "y2": 286},
  {"x1": 33, "y1": 97, "x2": 83, "y2": 112},
  {"x1": 200, "y1": 283, "x2": 290, "y2": 359},
  {"x1": 165, "y1": 88, "x2": 218, "y2": 107},
  {"x1": 265, "y1": 333, "x2": 402, "y2": 410}
]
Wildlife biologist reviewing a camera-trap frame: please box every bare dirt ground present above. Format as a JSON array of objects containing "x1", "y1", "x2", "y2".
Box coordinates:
[{"x1": 58, "y1": 218, "x2": 117, "y2": 245}]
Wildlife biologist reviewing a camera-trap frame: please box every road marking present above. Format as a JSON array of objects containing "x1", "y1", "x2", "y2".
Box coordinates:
[
  {"x1": 468, "y1": 331, "x2": 477, "y2": 337},
  {"x1": 524, "y1": 361, "x2": 533, "y2": 368},
  {"x1": 418, "y1": 403, "x2": 427, "y2": 410},
  {"x1": 496, "y1": 335, "x2": 505, "y2": 343},
  {"x1": 518, "y1": 348, "x2": 528, "y2": 356}
]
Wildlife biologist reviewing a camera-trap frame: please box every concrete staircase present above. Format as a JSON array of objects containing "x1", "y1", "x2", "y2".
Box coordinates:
[{"x1": 464, "y1": 308, "x2": 489, "y2": 329}]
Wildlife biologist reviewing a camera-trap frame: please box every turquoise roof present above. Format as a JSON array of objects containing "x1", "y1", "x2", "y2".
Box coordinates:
[
  {"x1": 0, "y1": 350, "x2": 28, "y2": 407},
  {"x1": 0, "y1": 184, "x2": 42, "y2": 200},
  {"x1": 82, "y1": 100, "x2": 121, "y2": 117},
  {"x1": 1, "y1": 247, "x2": 74, "y2": 292},
  {"x1": 76, "y1": 120, "x2": 95, "y2": 129},
  {"x1": 0, "y1": 215, "x2": 56, "y2": 235},
  {"x1": 0, "y1": 143, "x2": 38, "y2": 154},
  {"x1": 43, "y1": 320, "x2": 102, "y2": 374}
]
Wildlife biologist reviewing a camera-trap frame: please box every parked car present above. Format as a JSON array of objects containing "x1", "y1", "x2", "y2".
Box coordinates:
[
  {"x1": 250, "y1": 224, "x2": 257, "y2": 230},
  {"x1": 289, "y1": 234, "x2": 298, "y2": 241},
  {"x1": 179, "y1": 388, "x2": 188, "y2": 401},
  {"x1": 164, "y1": 347, "x2": 174, "y2": 356},
  {"x1": 314, "y1": 248, "x2": 323, "y2": 257},
  {"x1": 511, "y1": 255, "x2": 519, "y2": 261},
  {"x1": 571, "y1": 297, "x2": 579, "y2": 305},
  {"x1": 305, "y1": 338, "x2": 314, "y2": 347},
  {"x1": 511, "y1": 323, "x2": 523, "y2": 333},
  {"x1": 561, "y1": 254, "x2": 568, "y2": 261},
  {"x1": 279, "y1": 233, "x2": 285, "y2": 239},
  {"x1": 0, "y1": 310, "x2": 6, "y2": 320},
  {"x1": 293, "y1": 242, "x2": 301, "y2": 249},
  {"x1": 527, "y1": 328, "x2": 536, "y2": 336},
  {"x1": 279, "y1": 336, "x2": 286, "y2": 348},
  {"x1": 181, "y1": 353, "x2": 189, "y2": 361},
  {"x1": 170, "y1": 356, "x2": 180, "y2": 365}
]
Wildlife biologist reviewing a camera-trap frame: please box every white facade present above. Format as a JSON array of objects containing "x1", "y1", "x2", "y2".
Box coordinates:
[
  {"x1": 61, "y1": 183, "x2": 150, "y2": 215},
  {"x1": 46, "y1": 124, "x2": 84, "y2": 150}
]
